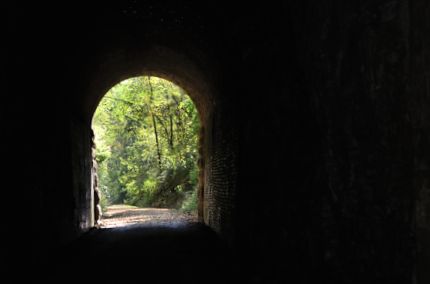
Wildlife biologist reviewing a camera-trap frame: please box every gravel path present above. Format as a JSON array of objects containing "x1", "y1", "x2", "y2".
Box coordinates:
[{"x1": 99, "y1": 204, "x2": 197, "y2": 228}]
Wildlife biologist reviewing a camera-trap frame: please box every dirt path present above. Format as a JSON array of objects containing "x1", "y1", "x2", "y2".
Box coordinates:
[{"x1": 99, "y1": 204, "x2": 197, "y2": 228}]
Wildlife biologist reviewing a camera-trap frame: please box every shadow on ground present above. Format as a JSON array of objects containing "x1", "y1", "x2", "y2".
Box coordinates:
[{"x1": 37, "y1": 222, "x2": 239, "y2": 283}]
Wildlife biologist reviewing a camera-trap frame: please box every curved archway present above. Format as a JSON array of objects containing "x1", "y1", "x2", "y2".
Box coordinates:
[
  {"x1": 82, "y1": 45, "x2": 216, "y2": 123},
  {"x1": 70, "y1": 44, "x2": 219, "y2": 231},
  {"x1": 91, "y1": 75, "x2": 201, "y2": 227}
]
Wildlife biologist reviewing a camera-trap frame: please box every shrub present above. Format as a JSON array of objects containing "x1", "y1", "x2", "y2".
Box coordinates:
[{"x1": 180, "y1": 190, "x2": 197, "y2": 213}]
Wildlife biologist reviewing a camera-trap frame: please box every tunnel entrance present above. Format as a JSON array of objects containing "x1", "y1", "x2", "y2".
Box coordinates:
[
  {"x1": 91, "y1": 76, "x2": 200, "y2": 228},
  {"x1": 68, "y1": 45, "x2": 235, "y2": 243}
]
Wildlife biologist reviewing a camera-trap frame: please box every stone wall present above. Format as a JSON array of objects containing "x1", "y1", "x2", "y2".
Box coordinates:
[
  {"x1": 17, "y1": 1, "x2": 430, "y2": 282},
  {"x1": 410, "y1": 0, "x2": 430, "y2": 283},
  {"x1": 70, "y1": 118, "x2": 94, "y2": 231}
]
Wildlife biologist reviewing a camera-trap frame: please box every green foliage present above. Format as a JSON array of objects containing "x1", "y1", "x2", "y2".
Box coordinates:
[
  {"x1": 180, "y1": 190, "x2": 198, "y2": 213},
  {"x1": 92, "y1": 76, "x2": 199, "y2": 212},
  {"x1": 99, "y1": 192, "x2": 109, "y2": 213}
]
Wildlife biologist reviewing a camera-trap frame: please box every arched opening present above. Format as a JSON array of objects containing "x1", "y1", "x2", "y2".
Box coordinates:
[
  {"x1": 91, "y1": 76, "x2": 201, "y2": 227},
  {"x1": 68, "y1": 44, "x2": 240, "y2": 240},
  {"x1": 41, "y1": 43, "x2": 239, "y2": 282}
]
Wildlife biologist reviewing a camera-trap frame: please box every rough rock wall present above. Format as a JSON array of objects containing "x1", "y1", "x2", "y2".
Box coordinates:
[
  {"x1": 409, "y1": 0, "x2": 430, "y2": 283},
  {"x1": 233, "y1": 1, "x2": 424, "y2": 283},
  {"x1": 70, "y1": 119, "x2": 94, "y2": 231},
  {"x1": 18, "y1": 1, "x2": 430, "y2": 283}
]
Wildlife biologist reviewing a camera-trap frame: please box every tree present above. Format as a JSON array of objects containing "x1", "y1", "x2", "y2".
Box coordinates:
[{"x1": 92, "y1": 76, "x2": 199, "y2": 211}]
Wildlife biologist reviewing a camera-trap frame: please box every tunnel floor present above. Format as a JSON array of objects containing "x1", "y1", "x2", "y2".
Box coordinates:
[{"x1": 39, "y1": 222, "x2": 237, "y2": 283}]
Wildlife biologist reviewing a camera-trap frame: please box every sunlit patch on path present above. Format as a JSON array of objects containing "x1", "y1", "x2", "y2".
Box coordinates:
[{"x1": 100, "y1": 204, "x2": 197, "y2": 228}]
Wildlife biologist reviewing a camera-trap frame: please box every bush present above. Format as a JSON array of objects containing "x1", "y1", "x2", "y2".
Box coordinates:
[
  {"x1": 93, "y1": 76, "x2": 200, "y2": 212},
  {"x1": 180, "y1": 190, "x2": 197, "y2": 213},
  {"x1": 99, "y1": 191, "x2": 109, "y2": 213}
]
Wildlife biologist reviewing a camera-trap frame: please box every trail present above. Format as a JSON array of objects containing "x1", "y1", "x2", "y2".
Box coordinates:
[{"x1": 100, "y1": 204, "x2": 197, "y2": 228}]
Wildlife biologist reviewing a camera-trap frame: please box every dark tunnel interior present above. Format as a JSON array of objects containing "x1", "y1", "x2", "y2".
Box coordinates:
[{"x1": 6, "y1": 1, "x2": 430, "y2": 283}]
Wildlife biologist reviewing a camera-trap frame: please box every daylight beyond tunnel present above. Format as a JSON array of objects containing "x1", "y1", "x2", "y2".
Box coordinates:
[{"x1": 92, "y1": 76, "x2": 200, "y2": 227}]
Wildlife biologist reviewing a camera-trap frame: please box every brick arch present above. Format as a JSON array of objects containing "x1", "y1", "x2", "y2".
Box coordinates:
[{"x1": 70, "y1": 43, "x2": 236, "y2": 239}]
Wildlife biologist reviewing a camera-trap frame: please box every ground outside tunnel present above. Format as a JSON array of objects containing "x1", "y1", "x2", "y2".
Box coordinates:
[{"x1": 99, "y1": 205, "x2": 198, "y2": 228}]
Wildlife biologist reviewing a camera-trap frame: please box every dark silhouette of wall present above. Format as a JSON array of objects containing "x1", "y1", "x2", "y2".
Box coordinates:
[{"x1": 6, "y1": 1, "x2": 429, "y2": 283}]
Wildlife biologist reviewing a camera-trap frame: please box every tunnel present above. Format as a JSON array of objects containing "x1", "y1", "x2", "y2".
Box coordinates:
[{"x1": 6, "y1": 1, "x2": 430, "y2": 283}]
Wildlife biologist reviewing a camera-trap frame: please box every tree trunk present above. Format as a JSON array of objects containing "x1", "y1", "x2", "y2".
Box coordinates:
[
  {"x1": 148, "y1": 77, "x2": 162, "y2": 169},
  {"x1": 169, "y1": 114, "x2": 174, "y2": 149},
  {"x1": 152, "y1": 114, "x2": 162, "y2": 169}
]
